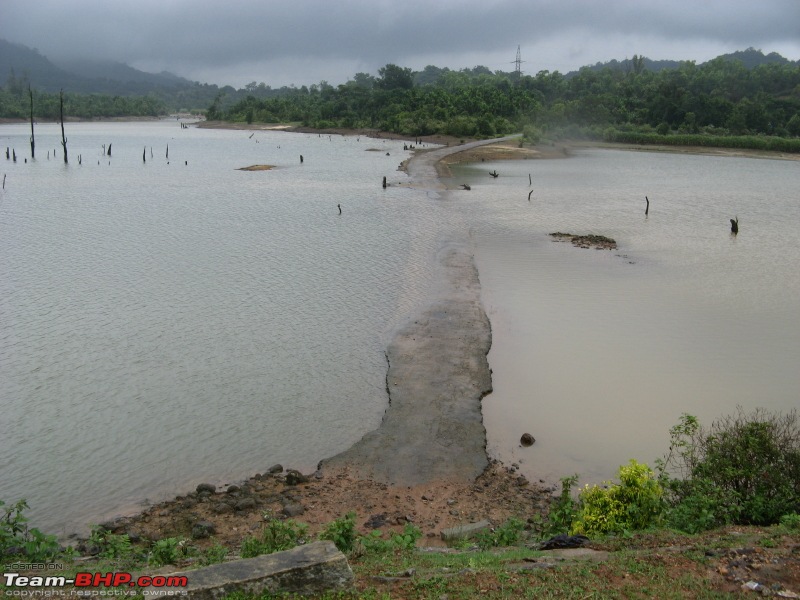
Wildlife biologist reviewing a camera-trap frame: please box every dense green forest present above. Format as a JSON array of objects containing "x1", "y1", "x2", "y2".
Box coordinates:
[
  {"x1": 211, "y1": 56, "x2": 800, "y2": 150},
  {"x1": 2, "y1": 45, "x2": 799, "y2": 151},
  {"x1": 0, "y1": 82, "x2": 167, "y2": 119}
]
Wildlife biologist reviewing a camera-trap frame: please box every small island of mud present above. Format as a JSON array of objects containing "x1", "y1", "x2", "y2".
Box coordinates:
[
  {"x1": 237, "y1": 164, "x2": 275, "y2": 171},
  {"x1": 550, "y1": 232, "x2": 618, "y2": 250}
]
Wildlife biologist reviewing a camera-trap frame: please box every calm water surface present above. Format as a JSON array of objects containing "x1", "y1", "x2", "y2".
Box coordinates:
[
  {"x1": 446, "y1": 149, "x2": 800, "y2": 484},
  {"x1": 0, "y1": 121, "x2": 458, "y2": 535},
  {"x1": 2, "y1": 123, "x2": 798, "y2": 535}
]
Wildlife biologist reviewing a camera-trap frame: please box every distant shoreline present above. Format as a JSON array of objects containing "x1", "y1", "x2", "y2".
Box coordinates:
[{"x1": 198, "y1": 120, "x2": 800, "y2": 163}]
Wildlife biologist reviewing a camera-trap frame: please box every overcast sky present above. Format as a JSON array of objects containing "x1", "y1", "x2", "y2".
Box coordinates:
[{"x1": 2, "y1": 0, "x2": 799, "y2": 89}]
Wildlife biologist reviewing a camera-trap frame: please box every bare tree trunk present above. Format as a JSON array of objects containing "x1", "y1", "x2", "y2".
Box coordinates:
[
  {"x1": 59, "y1": 90, "x2": 68, "y2": 164},
  {"x1": 29, "y1": 86, "x2": 35, "y2": 159}
]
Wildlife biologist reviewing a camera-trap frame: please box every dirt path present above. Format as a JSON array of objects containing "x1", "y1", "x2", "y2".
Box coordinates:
[
  {"x1": 320, "y1": 136, "x2": 521, "y2": 486},
  {"x1": 89, "y1": 135, "x2": 554, "y2": 548}
]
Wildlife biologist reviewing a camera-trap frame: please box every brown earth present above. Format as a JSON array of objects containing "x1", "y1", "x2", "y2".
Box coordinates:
[{"x1": 101, "y1": 460, "x2": 552, "y2": 552}]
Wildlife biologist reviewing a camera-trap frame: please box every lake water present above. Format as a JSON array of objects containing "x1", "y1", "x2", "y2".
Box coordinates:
[
  {"x1": 0, "y1": 121, "x2": 461, "y2": 535},
  {"x1": 2, "y1": 122, "x2": 798, "y2": 535},
  {"x1": 445, "y1": 149, "x2": 800, "y2": 486}
]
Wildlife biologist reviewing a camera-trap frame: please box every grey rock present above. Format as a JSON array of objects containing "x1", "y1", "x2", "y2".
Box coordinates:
[
  {"x1": 440, "y1": 520, "x2": 491, "y2": 542},
  {"x1": 282, "y1": 503, "x2": 305, "y2": 517},
  {"x1": 235, "y1": 497, "x2": 257, "y2": 511},
  {"x1": 284, "y1": 470, "x2": 309, "y2": 485},
  {"x1": 267, "y1": 464, "x2": 284, "y2": 474},
  {"x1": 191, "y1": 521, "x2": 216, "y2": 539},
  {"x1": 364, "y1": 514, "x2": 388, "y2": 529},
  {"x1": 196, "y1": 483, "x2": 217, "y2": 495},
  {"x1": 141, "y1": 541, "x2": 352, "y2": 599},
  {"x1": 212, "y1": 503, "x2": 234, "y2": 514}
]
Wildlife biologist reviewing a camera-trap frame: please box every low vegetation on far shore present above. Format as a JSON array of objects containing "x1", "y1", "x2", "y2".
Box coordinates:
[
  {"x1": 2, "y1": 408, "x2": 799, "y2": 598},
  {"x1": 5, "y1": 49, "x2": 800, "y2": 158}
]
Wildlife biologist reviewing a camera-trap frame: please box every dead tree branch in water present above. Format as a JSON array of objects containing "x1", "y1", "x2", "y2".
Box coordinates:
[
  {"x1": 29, "y1": 86, "x2": 35, "y2": 159},
  {"x1": 59, "y1": 90, "x2": 68, "y2": 164}
]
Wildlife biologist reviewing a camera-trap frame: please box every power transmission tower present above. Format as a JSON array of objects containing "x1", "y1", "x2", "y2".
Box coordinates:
[{"x1": 514, "y1": 45, "x2": 524, "y2": 82}]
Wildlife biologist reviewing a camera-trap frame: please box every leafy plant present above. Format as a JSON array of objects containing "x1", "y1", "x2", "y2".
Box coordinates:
[
  {"x1": 89, "y1": 527, "x2": 133, "y2": 561},
  {"x1": 149, "y1": 537, "x2": 188, "y2": 567},
  {"x1": 779, "y1": 513, "x2": 800, "y2": 531},
  {"x1": 475, "y1": 517, "x2": 526, "y2": 550},
  {"x1": 543, "y1": 474, "x2": 580, "y2": 536},
  {"x1": 658, "y1": 409, "x2": 800, "y2": 530},
  {"x1": 240, "y1": 512, "x2": 308, "y2": 558},
  {"x1": 199, "y1": 542, "x2": 228, "y2": 566},
  {"x1": 319, "y1": 512, "x2": 357, "y2": 553},
  {"x1": 571, "y1": 460, "x2": 663, "y2": 537},
  {"x1": 357, "y1": 523, "x2": 422, "y2": 554},
  {"x1": 1, "y1": 499, "x2": 61, "y2": 561}
]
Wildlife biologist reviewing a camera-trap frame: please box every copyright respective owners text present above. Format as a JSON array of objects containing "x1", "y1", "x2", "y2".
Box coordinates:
[{"x1": 3, "y1": 564, "x2": 188, "y2": 597}]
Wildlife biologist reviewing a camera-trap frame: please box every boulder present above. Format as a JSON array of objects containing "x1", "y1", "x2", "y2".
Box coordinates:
[
  {"x1": 191, "y1": 521, "x2": 216, "y2": 540},
  {"x1": 282, "y1": 503, "x2": 305, "y2": 518},
  {"x1": 440, "y1": 520, "x2": 491, "y2": 542},
  {"x1": 284, "y1": 470, "x2": 309, "y2": 485},
  {"x1": 142, "y1": 541, "x2": 352, "y2": 599}
]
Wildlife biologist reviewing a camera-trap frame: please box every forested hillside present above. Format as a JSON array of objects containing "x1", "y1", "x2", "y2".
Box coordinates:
[
  {"x1": 212, "y1": 55, "x2": 800, "y2": 150},
  {"x1": 2, "y1": 41, "x2": 799, "y2": 151}
]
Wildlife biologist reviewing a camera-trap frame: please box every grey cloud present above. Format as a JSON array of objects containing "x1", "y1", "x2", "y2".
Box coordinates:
[{"x1": 1, "y1": 0, "x2": 798, "y2": 87}]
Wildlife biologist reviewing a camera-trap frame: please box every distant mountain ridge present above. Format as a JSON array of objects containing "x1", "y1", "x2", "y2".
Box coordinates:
[
  {"x1": 578, "y1": 47, "x2": 799, "y2": 75},
  {"x1": 0, "y1": 38, "x2": 194, "y2": 95},
  {"x1": 2, "y1": 37, "x2": 798, "y2": 97}
]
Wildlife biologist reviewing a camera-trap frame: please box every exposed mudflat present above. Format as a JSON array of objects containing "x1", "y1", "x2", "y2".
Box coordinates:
[
  {"x1": 320, "y1": 243, "x2": 492, "y2": 485},
  {"x1": 320, "y1": 136, "x2": 520, "y2": 486}
]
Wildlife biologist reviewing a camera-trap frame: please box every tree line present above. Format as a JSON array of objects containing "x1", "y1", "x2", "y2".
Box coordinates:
[
  {"x1": 3, "y1": 54, "x2": 799, "y2": 150},
  {"x1": 210, "y1": 58, "x2": 800, "y2": 149},
  {"x1": 0, "y1": 81, "x2": 167, "y2": 119}
]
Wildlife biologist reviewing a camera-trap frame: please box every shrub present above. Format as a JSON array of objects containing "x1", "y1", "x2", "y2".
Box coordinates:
[
  {"x1": 659, "y1": 409, "x2": 800, "y2": 530},
  {"x1": 0, "y1": 500, "x2": 61, "y2": 561},
  {"x1": 149, "y1": 537, "x2": 187, "y2": 567},
  {"x1": 544, "y1": 475, "x2": 580, "y2": 536},
  {"x1": 356, "y1": 523, "x2": 422, "y2": 554},
  {"x1": 571, "y1": 460, "x2": 663, "y2": 537},
  {"x1": 89, "y1": 527, "x2": 133, "y2": 561},
  {"x1": 199, "y1": 542, "x2": 228, "y2": 566},
  {"x1": 319, "y1": 512, "x2": 357, "y2": 553},
  {"x1": 240, "y1": 512, "x2": 308, "y2": 558},
  {"x1": 475, "y1": 517, "x2": 526, "y2": 550},
  {"x1": 779, "y1": 513, "x2": 800, "y2": 531}
]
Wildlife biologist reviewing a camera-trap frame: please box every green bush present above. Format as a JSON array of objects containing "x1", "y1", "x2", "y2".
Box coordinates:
[
  {"x1": 356, "y1": 523, "x2": 422, "y2": 554},
  {"x1": 571, "y1": 460, "x2": 663, "y2": 537},
  {"x1": 89, "y1": 527, "x2": 133, "y2": 561},
  {"x1": 199, "y1": 542, "x2": 228, "y2": 566},
  {"x1": 0, "y1": 500, "x2": 61, "y2": 561},
  {"x1": 475, "y1": 517, "x2": 526, "y2": 550},
  {"x1": 544, "y1": 475, "x2": 580, "y2": 536},
  {"x1": 149, "y1": 537, "x2": 187, "y2": 567},
  {"x1": 319, "y1": 512, "x2": 357, "y2": 553},
  {"x1": 659, "y1": 409, "x2": 800, "y2": 530},
  {"x1": 779, "y1": 513, "x2": 800, "y2": 531},
  {"x1": 240, "y1": 512, "x2": 308, "y2": 558}
]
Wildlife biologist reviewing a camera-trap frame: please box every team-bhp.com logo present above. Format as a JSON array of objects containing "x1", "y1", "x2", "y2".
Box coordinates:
[{"x1": 3, "y1": 570, "x2": 188, "y2": 597}]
